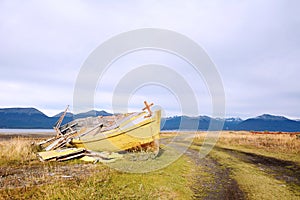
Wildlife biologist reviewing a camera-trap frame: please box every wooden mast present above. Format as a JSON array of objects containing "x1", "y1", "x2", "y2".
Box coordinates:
[{"x1": 54, "y1": 105, "x2": 69, "y2": 136}]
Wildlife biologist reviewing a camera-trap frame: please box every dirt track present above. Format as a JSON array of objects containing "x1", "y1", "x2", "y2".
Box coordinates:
[
  {"x1": 215, "y1": 146, "x2": 300, "y2": 187},
  {"x1": 160, "y1": 136, "x2": 300, "y2": 199},
  {"x1": 185, "y1": 148, "x2": 245, "y2": 200},
  {"x1": 160, "y1": 137, "x2": 245, "y2": 199}
]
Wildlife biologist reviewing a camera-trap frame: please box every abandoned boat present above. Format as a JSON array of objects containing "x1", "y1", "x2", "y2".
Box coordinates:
[
  {"x1": 40, "y1": 102, "x2": 161, "y2": 160},
  {"x1": 69, "y1": 109, "x2": 161, "y2": 153}
]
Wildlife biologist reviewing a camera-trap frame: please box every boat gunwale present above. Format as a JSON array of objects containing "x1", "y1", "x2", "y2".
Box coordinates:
[
  {"x1": 72, "y1": 119, "x2": 157, "y2": 145},
  {"x1": 72, "y1": 111, "x2": 160, "y2": 144}
]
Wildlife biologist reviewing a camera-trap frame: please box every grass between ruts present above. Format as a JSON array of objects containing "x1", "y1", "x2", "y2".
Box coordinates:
[{"x1": 209, "y1": 149, "x2": 300, "y2": 200}]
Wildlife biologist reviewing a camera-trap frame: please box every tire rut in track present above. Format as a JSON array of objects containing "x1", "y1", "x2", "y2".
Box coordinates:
[
  {"x1": 160, "y1": 138, "x2": 245, "y2": 200},
  {"x1": 184, "y1": 148, "x2": 245, "y2": 200},
  {"x1": 214, "y1": 146, "x2": 300, "y2": 187}
]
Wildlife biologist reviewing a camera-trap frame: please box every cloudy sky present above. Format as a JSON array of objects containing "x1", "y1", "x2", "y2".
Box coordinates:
[{"x1": 0, "y1": 0, "x2": 299, "y2": 119}]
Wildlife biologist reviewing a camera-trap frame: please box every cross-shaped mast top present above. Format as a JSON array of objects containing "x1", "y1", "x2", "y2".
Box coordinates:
[{"x1": 142, "y1": 101, "x2": 154, "y2": 117}]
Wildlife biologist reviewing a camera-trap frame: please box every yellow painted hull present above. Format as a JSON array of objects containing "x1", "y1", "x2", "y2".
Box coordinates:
[{"x1": 71, "y1": 110, "x2": 161, "y2": 152}]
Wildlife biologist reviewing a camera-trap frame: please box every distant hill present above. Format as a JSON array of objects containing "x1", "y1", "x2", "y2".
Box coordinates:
[
  {"x1": 0, "y1": 108, "x2": 113, "y2": 129},
  {"x1": 52, "y1": 112, "x2": 74, "y2": 118},
  {"x1": 223, "y1": 117, "x2": 243, "y2": 130},
  {"x1": 0, "y1": 107, "x2": 300, "y2": 132},
  {"x1": 235, "y1": 114, "x2": 300, "y2": 132},
  {"x1": 161, "y1": 114, "x2": 300, "y2": 132},
  {"x1": 162, "y1": 116, "x2": 212, "y2": 130},
  {"x1": 0, "y1": 108, "x2": 54, "y2": 128},
  {"x1": 162, "y1": 116, "x2": 243, "y2": 131},
  {"x1": 74, "y1": 110, "x2": 112, "y2": 119}
]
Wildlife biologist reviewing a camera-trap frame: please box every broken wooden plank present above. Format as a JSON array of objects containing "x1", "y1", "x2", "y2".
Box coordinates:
[
  {"x1": 37, "y1": 148, "x2": 86, "y2": 161},
  {"x1": 44, "y1": 130, "x2": 78, "y2": 151},
  {"x1": 56, "y1": 152, "x2": 85, "y2": 162},
  {"x1": 76, "y1": 123, "x2": 103, "y2": 138},
  {"x1": 45, "y1": 137, "x2": 66, "y2": 151},
  {"x1": 60, "y1": 122, "x2": 78, "y2": 134},
  {"x1": 38, "y1": 136, "x2": 57, "y2": 145}
]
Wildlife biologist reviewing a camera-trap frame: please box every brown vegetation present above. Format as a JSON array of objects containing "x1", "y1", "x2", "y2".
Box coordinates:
[
  {"x1": 194, "y1": 131, "x2": 300, "y2": 154},
  {"x1": 0, "y1": 137, "x2": 38, "y2": 164}
]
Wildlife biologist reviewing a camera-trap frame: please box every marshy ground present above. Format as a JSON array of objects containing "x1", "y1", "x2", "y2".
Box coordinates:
[{"x1": 0, "y1": 131, "x2": 299, "y2": 199}]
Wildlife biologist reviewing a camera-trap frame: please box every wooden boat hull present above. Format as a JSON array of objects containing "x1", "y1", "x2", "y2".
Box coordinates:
[{"x1": 71, "y1": 110, "x2": 161, "y2": 152}]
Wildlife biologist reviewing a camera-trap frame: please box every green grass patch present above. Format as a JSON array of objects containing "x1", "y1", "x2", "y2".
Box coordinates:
[
  {"x1": 1, "y1": 145, "x2": 194, "y2": 200},
  {"x1": 210, "y1": 149, "x2": 300, "y2": 200}
]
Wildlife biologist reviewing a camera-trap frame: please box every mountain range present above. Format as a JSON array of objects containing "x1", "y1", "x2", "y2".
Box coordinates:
[{"x1": 0, "y1": 107, "x2": 299, "y2": 132}]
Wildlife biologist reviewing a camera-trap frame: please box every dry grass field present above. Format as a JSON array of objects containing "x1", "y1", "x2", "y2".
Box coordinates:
[
  {"x1": 214, "y1": 131, "x2": 300, "y2": 154},
  {"x1": 0, "y1": 131, "x2": 300, "y2": 199}
]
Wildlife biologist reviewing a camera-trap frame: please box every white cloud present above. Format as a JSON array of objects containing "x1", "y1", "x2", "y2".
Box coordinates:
[{"x1": 0, "y1": 0, "x2": 299, "y2": 118}]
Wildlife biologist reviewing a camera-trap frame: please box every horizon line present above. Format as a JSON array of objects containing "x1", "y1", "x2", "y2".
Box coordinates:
[{"x1": 0, "y1": 106, "x2": 299, "y2": 121}]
